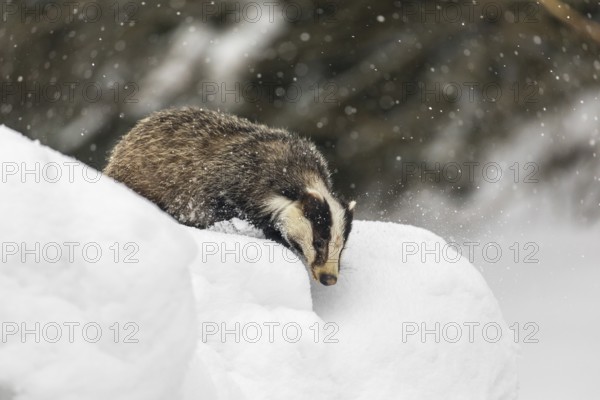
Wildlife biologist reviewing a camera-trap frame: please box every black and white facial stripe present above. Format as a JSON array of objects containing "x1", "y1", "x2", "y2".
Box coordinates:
[
  {"x1": 266, "y1": 181, "x2": 355, "y2": 285},
  {"x1": 300, "y1": 190, "x2": 333, "y2": 265}
]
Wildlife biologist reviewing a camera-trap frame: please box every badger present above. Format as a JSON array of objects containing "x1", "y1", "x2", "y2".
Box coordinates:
[{"x1": 104, "y1": 107, "x2": 355, "y2": 286}]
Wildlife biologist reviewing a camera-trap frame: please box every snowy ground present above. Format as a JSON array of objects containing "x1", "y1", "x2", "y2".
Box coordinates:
[
  {"x1": 0, "y1": 127, "x2": 198, "y2": 400},
  {"x1": 1, "y1": 126, "x2": 518, "y2": 399}
]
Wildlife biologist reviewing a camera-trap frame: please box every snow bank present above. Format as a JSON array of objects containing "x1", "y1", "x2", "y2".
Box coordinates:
[
  {"x1": 1, "y1": 126, "x2": 518, "y2": 400},
  {"x1": 312, "y1": 222, "x2": 518, "y2": 400},
  {"x1": 0, "y1": 126, "x2": 198, "y2": 400},
  {"x1": 186, "y1": 221, "x2": 518, "y2": 400}
]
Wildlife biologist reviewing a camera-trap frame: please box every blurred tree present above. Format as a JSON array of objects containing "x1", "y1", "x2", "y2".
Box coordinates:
[{"x1": 1, "y1": 0, "x2": 599, "y2": 223}]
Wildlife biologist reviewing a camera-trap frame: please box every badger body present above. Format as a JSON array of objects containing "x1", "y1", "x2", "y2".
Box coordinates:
[{"x1": 104, "y1": 107, "x2": 354, "y2": 285}]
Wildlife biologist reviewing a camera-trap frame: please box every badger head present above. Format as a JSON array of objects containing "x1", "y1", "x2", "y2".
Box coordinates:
[{"x1": 266, "y1": 183, "x2": 355, "y2": 286}]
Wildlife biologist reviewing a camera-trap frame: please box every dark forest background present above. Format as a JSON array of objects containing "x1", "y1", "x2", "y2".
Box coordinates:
[{"x1": 2, "y1": 0, "x2": 599, "y2": 229}]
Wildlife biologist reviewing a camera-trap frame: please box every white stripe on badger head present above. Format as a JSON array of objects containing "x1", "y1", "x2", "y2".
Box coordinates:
[
  {"x1": 307, "y1": 180, "x2": 347, "y2": 260},
  {"x1": 263, "y1": 195, "x2": 295, "y2": 220},
  {"x1": 263, "y1": 194, "x2": 316, "y2": 264}
]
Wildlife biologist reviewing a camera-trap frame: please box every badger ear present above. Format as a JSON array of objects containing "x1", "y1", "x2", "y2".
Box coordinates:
[{"x1": 348, "y1": 200, "x2": 356, "y2": 212}]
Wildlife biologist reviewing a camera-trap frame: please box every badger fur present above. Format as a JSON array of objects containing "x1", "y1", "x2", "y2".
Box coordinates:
[{"x1": 104, "y1": 107, "x2": 355, "y2": 286}]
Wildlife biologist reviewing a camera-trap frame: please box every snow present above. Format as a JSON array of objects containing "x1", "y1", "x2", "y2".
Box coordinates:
[
  {"x1": 0, "y1": 126, "x2": 198, "y2": 400},
  {"x1": 1, "y1": 125, "x2": 518, "y2": 400},
  {"x1": 188, "y1": 221, "x2": 518, "y2": 400}
]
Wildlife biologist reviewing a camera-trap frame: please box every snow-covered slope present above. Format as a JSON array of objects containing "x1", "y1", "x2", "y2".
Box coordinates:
[
  {"x1": 0, "y1": 126, "x2": 518, "y2": 400},
  {"x1": 186, "y1": 220, "x2": 518, "y2": 400},
  {"x1": 0, "y1": 126, "x2": 198, "y2": 400}
]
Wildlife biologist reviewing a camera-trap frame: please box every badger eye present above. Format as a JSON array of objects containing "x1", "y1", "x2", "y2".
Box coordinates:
[{"x1": 314, "y1": 238, "x2": 327, "y2": 250}]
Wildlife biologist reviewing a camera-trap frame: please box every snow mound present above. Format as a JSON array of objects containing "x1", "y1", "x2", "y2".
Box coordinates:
[
  {"x1": 1, "y1": 126, "x2": 517, "y2": 400},
  {"x1": 186, "y1": 221, "x2": 518, "y2": 400},
  {"x1": 0, "y1": 126, "x2": 198, "y2": 400},
  {"x1": 312, "y1": 221, "x2": 518, "y2": 399}
]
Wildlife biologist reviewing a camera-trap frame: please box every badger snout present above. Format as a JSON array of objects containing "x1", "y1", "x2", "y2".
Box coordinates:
[
  {"x1": 319, "y1": 274, "x2": 337, "y2": 286},
  {"x1": 312, "y1": 262, "x2": 339, "y2": 286}
]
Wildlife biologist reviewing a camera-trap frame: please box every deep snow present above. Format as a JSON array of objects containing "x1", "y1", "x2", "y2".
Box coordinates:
[
  {"x1": 0, "y1": 126, "x2": 198, "y2": 400},
  {"x1": 0, "y1": 125, "x2": 518, "y2": 399}
]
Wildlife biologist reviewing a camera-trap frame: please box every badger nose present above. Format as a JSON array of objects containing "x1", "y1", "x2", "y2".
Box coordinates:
[{"x1": 319, "y1": 274, "x2": 337, "y2": 286}]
